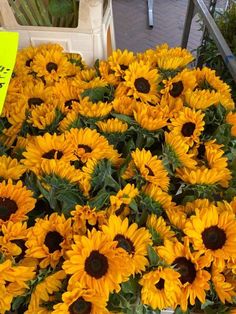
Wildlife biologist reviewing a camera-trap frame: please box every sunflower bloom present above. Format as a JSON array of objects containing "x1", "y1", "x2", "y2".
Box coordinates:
[
  {"x1": 26, "y1": 213, "x2": 73, "y2": 268},
  {"x1": 0, "y1": 180, "x2": 36, "y2": 226},
  {"x1": 184, "y1": 205, "x2": 236, "y2": 266},
  {"x1": 103, "y1": 215, "x2": 152, "y2": 274},
  {"x1": 0, "y1": 155, "x2": 26, "y2": 180},
  {"x1": 124, "y1": 61, "x2": 160, "y2": 104},
  {"x1": 139, "y1": 267, "x2": 181, "y2": 310},
  {"x1": 25, "y1": 270, "x2": 66, "y2": 314},
  {"x1": 131, "y1": 148, "x2": 169, "y2": 191},
  {"x1": 52, "y1": 282, "x2": 109, "y2": 314},
  {"x1": 63, "y1": 229, "x2": 130, "y2": 298},
  {"x1": 157, "y1": 238, "x2": 211, "y2": 311},
  {"x1": 169, "y1": 107, "x2": 205, "y2": 147}
]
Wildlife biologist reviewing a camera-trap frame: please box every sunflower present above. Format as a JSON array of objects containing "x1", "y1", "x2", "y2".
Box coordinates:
[
  {"x1": 157, "y1": 238, "x2": 211, "y2": 311},
  {"x1": 13, "y1": 45, "x2": 38, "y2": 78},
  {"x1": 99, "y1": 60, "x2": 119, "y2": 85},
  {"x1": 52, "y1": 282, "x2": 109, "y2": 314},
  {"x1": 184, "y1": 205, "x2": 236, "y2": 267},
  {"x1": 21, "y1": 80, "x2": 51, "y2": 108},
  {"x1": 212, "y1": 265, "x2": 236, "y2": 304},
  {"x1": 169, "y1": 107, "x2": 205, "y2": 147},
  {"x1": 26, "y1": 213, "x2": 72, "y2": 268},
  {"x1": 161, "y1": 69, "x2": 196, "y2": 99},
  {"x1": 108, "y1": 183, "x2": 139, "y2": 218},
  {"x1": 226, "y1": 111, "x2": 236, "y2": 137},
  {"x1": 71, "y1": 204, "x2": 107, "y2": 235},
  {"x1": 63, "y1": 229, "x2": 130, "y2": 298},
  {"x1": 102, "y1": 215, "x2": 152, "y2": 275},
  {"x1": 0, "y1": 221, "x2": 28, "y2": 260},
  {"x1": 164, "y1": 132, "x2": 197, "y2": 170},
  {"x1": 124, "y1": 61, "x2": 160, "y2": 104},
  {"x1": 108, "y1": 49, "x2": 136, "y2": 78},
  {"x1": 40, "y1": 159, "x2": 84, "y2": 186},
  {"x1": 141, "y1": 184, "x2": 173, "y2": 212},
  {"x1": 184, "y1": 89, "x2": 218, "y2": 110},
  {"x1": 146, "y1": 214, "x2": 175, "y2": 244},
  {"x1": 193, "y1": 67, "x2": 234, "y2": 110},
  {"x1": 80, "y1": 159, "x2": 98, "y2": 196},
  {"x1": 0, "y1": 260, "x2": 35, "y2": 313},
  {"x1": 65, "y1": 51, "x2": 86, "y2": 70},
  {"x1": 176, "y1": 142, "x2": 232, "y2": 187},
  {"x1": 112, "y1": 95, "x2": 137, "y2": 116},
  {"x1": 155, "y1": 44, "x2": 194, "y2": 70},
  {"x1": 166, "y1": 205, "x2": 188, "y2": 230},
  {"x1": 139, "y1": 266, "x2": 181, "y2": 310},
  {"x1": 58, "y1": 110, "x2": 80, "y2": 132},
  {"x1": 133, "y1": 105, "x2": 168, "y2": 131},
  {"x1": 23, "y1": 133, "x2": 74, "y2": 175},
  {"x1": 131, "y1": 148, "x2": 169, "y2": 191},
  {"x1": 32, "y1": 49, "x2": 74, "y2": 83},
  {"x1": 0, "y1": 180, "x2": 36, "y2": 226},
  {"x1": 0, "y1": 155, "x2": 26, "y2": 180},
  {"x1": 96, "y1": 118, "x2": 128, "y2": 133},
  {"x1": 67, "y1": 127, "x2": 121, "y2": 164},
  {"x1": 25, "y1": 270, "x2": 66, "y2": 314},
  {"x1": 27, "y1": 102, "x2": 61, "y2": 130},
  {"x1": 48, "y1": 78, "x2": 82, "y2": 111},
  {"x1": 76, "y1": 96, "x2": 113, "y2": 118},
  {"x1": 0, "y1": 285, "x2": 12, "y2": 314}
]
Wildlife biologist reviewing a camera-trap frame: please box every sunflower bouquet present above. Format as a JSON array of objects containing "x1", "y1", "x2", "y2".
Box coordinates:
[{"x1": 0, "y1": 42, "x2": 236, "y2": 314}]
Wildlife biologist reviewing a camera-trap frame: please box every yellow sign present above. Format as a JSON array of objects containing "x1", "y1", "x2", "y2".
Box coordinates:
[{"x1": 0, "y1": 32, "x2": 19, "y2": 114}]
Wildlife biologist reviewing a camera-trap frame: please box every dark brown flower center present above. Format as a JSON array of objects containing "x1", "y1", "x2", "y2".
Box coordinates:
[
  {"x1": 69, "y1": 297, "x2": 92, "y2": 314},
  {"x1": 170, "y1": 81, "x2": 184, "y2": 97},
  {"x1": 46, "y1": 62, "x2": 58, "y2": 73},
  {"x1": 11, "y1": 239, "x2": 27, "y2": 262},
  {"x1": 172, "y1": 257, "x2": 196, "y2": 284},
  {"x1": 70, "y1": 159, "x2": 84, "y2": 169},
  {"x1": 155, "y1": 278, "x2": 165, "y2": 290},
  {"x1": 44, "y1": 231, "x2": 64, "y2": 253},
  {"x1": 86, "y1": 220, "x2": 99, "y2": 232},
  {"x1": 78, "y1": 144, "x2": 92, "y2": 153},
  {"x1": 25, "y1": 58, "x2": 33, "y2": 67},
  {"x1": 65, "y1": 98, "x2": 80, "y2": 109},
  {"x1": 134, "y1": 77, "x2": 151, "y2": 93},
  {"x1": 120, "y1": 64, "x2": 129, "y2": 71},
  {"x1": 197, "y1": 143, "x2": 206, "y2": 160},
  {"x1": 0, "y1": 198, "x2": 18, "y2": 221},
  {"x1": 145, "y1": 164, "x2": 155, "y2": 176},
  {"x1": 181, "y1": 122, "x2": 196, "y2": 137},
  {"x1": 28, "y1": 97, "x2": 44, "y2": 107},
  {"x1": 42, "y1": 149, "x2": 63, "y2": 160},
  {"x1": 115, "y1": 203, "x2": 126, "y2": 216},
  {"x1": 114, "y1": 234, "x2": 135, "y2": 254},
  {"x1": 85, "y1": 250, "x2": 108, "y2": 279},
  {"x1": 202, "y1": 226, "x2": 226, "y2": 250}
]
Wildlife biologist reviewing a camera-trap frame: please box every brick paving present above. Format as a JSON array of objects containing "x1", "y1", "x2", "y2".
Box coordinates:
[{"x1": 112, "y1": 0, "x2": 228, "y2": 54}]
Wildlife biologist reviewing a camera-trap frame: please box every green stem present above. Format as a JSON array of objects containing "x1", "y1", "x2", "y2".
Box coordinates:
[
  {"x1": 30, "y1": 0, "x2": 44, "y2": 25},
  {"x1": 36, "y1": 0, "x2": 52, "y2": 26},
  {"x1": 19, "y1": 1, "x2": 38, "y2": 26},
  {"x1": 8, "y1": 0, "x2": 29, "y2": 25}
]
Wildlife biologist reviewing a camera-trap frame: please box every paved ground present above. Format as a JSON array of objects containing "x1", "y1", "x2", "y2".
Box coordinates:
[{"x1": 112, "y1": 0, "x2": 227, "y2": 54}]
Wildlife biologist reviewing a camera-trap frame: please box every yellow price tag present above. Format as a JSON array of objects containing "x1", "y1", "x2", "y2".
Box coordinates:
[{"x1": 0, "y1": 32, "x2": 19, "y2": 114}]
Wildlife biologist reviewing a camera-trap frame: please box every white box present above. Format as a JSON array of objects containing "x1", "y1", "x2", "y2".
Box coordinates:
[{"x1": 0, "y1": 0, "x2": 116, "y2": 65}]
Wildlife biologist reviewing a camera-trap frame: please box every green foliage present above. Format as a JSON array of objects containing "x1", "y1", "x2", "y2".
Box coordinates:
[
  {"x1": 196, "y1": 4, "x2": 236, "y2": 101},
  {"x1": 81, "y1": 85, "x2": 115, "y2": 103},
  {"x1": 48, "y1": 0, "x2": 74, "y2": 17}
]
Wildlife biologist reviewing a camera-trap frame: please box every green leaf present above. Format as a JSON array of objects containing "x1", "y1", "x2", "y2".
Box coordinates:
[
  {"x1": 201, "y1": 299, "x2": 214, "y2": 310},
  {"x1": 81, "y1": 86, "x2": 114, "y2": 103},
  {"x1": 11, "y1": 296, "x2": 26, "y2": 311},
  {"x1": 174, "y1": 307, "x2": 190, "y2": 314},
  {"x1": 88, "y1": 189, "x2": 110, "y2": 210},
  {"x1": 111, "y1": 112, "x2": 137, "y2": 125},
  {"x1": 147, "y1": 245, "x2": 158, "y2": 267},
  {"x1": 48, "y1": 0, "x2": 74, "y2": 17}
]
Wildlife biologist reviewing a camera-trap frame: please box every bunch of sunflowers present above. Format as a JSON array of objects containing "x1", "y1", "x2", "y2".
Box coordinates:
[{"x1": 0, "y1": 42, "x2": 236, "y2": 314}]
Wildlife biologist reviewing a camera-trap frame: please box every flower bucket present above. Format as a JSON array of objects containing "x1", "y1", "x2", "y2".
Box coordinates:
[{"x1": 0, "y1": 0, "x2": 116, "y2": 65}]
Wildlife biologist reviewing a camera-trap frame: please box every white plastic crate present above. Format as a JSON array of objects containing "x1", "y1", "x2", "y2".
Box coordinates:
[{"x1": 0, "y1": 0, "x2": 116, "y2": 65}]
